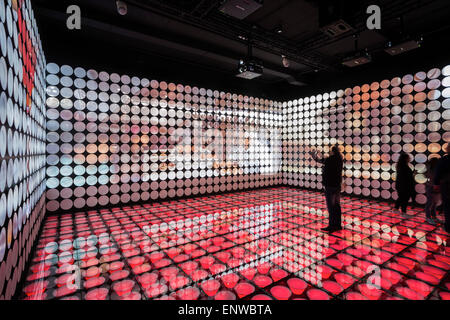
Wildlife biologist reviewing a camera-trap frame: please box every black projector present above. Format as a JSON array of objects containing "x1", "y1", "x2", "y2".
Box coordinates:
[
  {"x1": 219, "y1": 0, "x2": 264, "y2": 20},
  {"x1": 236, "y1": 59, "x2": 263, "y2": 79}
]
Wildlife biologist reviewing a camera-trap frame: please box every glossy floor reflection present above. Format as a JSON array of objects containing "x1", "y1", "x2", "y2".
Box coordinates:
[{"x1": 20, "y1": 187, "x2": 450, "y2": 300}]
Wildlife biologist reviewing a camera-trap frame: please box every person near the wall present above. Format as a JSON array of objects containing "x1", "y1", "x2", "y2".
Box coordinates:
[
  {"x1": 310, "y1": 144, "x2": 344, "y2": 232},
  {"x1": 394, "y1": 152, "x2": 416, "y2": 217},
  {"x1": 425, "y1": 157, "x2": 441, "y2": 225},
  {"x1": 433, "y1": 144, "x2": 450, "y2": 233}
]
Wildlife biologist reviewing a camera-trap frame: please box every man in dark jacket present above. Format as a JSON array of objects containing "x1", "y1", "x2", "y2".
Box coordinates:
[
  {"x1": 434, "y1": 144, "x2": 450, "y2": 233},
  {"x1": 311, "y1": 145, "x2": 344, "y2": 232}
]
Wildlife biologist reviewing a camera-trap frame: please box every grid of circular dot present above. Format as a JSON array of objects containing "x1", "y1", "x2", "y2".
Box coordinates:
[
  {"x1": 0, "y1": 0, "x2": 47, "y2": 300},
  {"x1": 282, "y1": 66, "x2": 450, "y2": 205},
  {"x1": 19, "y1": 188, "x2": 450, "y2": 300},
  {"x1": 45, "y1": 64, "x2": 284, "y2": 212}
]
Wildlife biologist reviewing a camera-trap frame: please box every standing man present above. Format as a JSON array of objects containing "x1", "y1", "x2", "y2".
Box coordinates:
[
  {"x1": 311, "y1": 145, "x2": 344, "y2": 232},
  {"x1": 434, "y1": 144, "x2": 450, "y2": 233}
]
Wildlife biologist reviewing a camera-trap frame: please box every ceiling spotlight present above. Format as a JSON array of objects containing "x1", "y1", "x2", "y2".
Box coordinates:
[
  {"x1": 281, "y1": 55, "x2": 290, "y2": 68},
  {"x1": 116, "y1": 1, "x2": 128, "y2": 15},
  {"x1": 275, "y1": 25, "x2": 283, "y2": 34}
]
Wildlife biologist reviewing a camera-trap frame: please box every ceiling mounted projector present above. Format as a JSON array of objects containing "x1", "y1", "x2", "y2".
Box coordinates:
[
  {"x1": 236, "y1": 59, "x2": 263, "y2": 79},
  {"x1": 219, "y1": 0, "x2": 264, "y2": 20},
  {"x1": 385, "y1": 38, "x2": 422, "y2": 56},
  {"x1": 342, "y1": 51, "x2": 372, "y2": 67}
]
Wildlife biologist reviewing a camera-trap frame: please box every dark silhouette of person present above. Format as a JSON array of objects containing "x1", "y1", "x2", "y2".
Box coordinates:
[
  {"x1": 311, "y1": 145, "x2": 344, "y2": 232},
  {"x1": 434, "y1": 144, "x2": 450, "y2": 233},
  {"x1": 394, "y1": 152, "x2": 416, "y2": 217},
  {"x1": 425, "y1": 157, "x2": 440, "y2": 225}
]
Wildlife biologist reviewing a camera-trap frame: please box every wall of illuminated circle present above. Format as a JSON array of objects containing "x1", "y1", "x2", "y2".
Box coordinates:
[
  {"x1": 45, "y1": 63, "x2": 283, "y2": 213},
  {"x1": 0, "y1": 0, "x2": 47, "y2": 299},
  {"x1": 282, "y1": 65, "x2": 450, "y2": 205}
]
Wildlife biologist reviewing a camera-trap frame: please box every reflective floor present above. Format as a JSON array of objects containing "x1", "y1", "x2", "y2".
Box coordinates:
[{"x1": 20, "y1": 187, "x2": 450, "y2": 300}]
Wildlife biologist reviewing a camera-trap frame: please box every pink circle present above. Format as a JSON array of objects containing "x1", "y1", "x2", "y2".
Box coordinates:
[
  {"x1": 253, "y1": 275, "x2": 273, "y2": 288},
  {"x1": 271, "y1": 285, "x2": 292, "y2": 300},
  {"x1": 199, "y1": 256, "x2": 215, "y2": 269},
  {"x1": 201, "y1": 279, "x2": 221, "y2": 297},
  {"x1": 326, "y1": 259, "x2": 344, "y2": 270},
  {"x1": 232, "y1": 247, "x2": 245, "y2": 258},
  {"x1": 210, "y1": 263, "x2": 226, "y2": 275},
  {"x1": 215, "y1": 252, "x2": 231, "y2": 263},
  {"x1": 113, "y1": 280, "x2": 135, "y2": 296},
  {"x1": 120, "y1": 292, "x2": 141, "y2": 300},
  {"x1": 170, "y1": 276, "x2": 190, "y2": 290},
  {"x1": 207, "y1": 245, "x2": 221, "y2": 253},
  {"x1": 215, "y1": 290, "x2": 236, "y2": 300},
  {"x1": 84, "y1": 276, "x2": 106, "y2": 290},
  {"x1": 191, "y1": 269, "x2": 209, "y2": 282},
  {"x1": 323, "y1": 281, "x2": 343, "y2": 295},
  {"x1": 181, "y1": 261, "x2": 198, "y2": 275},
  {"x1": 241, "y1": 267, "x2": 256, "y2": 280},
  {"x1": 317, "y1": 265, "x2": 333, "y2": 279},
  {"x1": 439, "y1": 292, "x2": 450, "y2": 300},
  {"x1": 346, "y1": 292, "x2": 368, "y2": 300},
  {"x1": 257, "y1": 262, "x2": 271, "y2": 274},
  {"x1": 307, "y1": 289, "x2": 330, "y2": 300},
  {"x1": 235, "y1": 283, "x2": 255, "y2": 298},
  {"x1": 174, "y1": 254, "x2": 190, "y2": 263},
  {"x1": 149, "y1": 252, "x2": 164, "y2": 262},
  {"x1": 222, "y1": 273, "x2": 240, "y2": 289},
  {"x1": 270, "y1": 269, "x2": 288, "y2": 282},
  {"x1": 287, "y1": 278, "x2": 308, "y2": 295},
  {"x1": 406, "y1": 279, "x2": 432, "y2": 296},
  {"x1": 212, "y1": 237, "x2": 225, "y2": 246},
  {"x1": 414, "y1": 272, "x2": 439, "y2": 285},
  {"x1": 128, "y1": 256, "x2": 145, "y2": 268},
  {"x1": 86, "y1": 288, "x2": 109, "y2": 300},
  {"x1": 24, "y1": 281, "x2": 49, "y2": 296},
  {"x1": 109, "y1": 261, "x2": 124, "y2": 273},
  {"x1": 85, "y1": 266, "x2": 100, "y2": 279},
  {"x1": 380, "y1": 269, "x2": 402, "y2": 285},
  {"x1": 139, "y1": 272, "x2": 158, "y2": 288},
  {"x1": 178, "y1": 287, "x2": 200, "y2": 300},
  {"x1": 358, "y1": 284, "x2": 383, "y2": 300},
  {"x1": 145, "y1": 283, "x2": 168, "y2": 298},
  {"x1": 160, "y1": 266, "x2": 179, "y2": 281},
  {"x1": 110, "y1": 270, "x2": 130, "y2": 282},
  {"x1": 167, "y1": 247, "x2": 181, "y2": 258}
]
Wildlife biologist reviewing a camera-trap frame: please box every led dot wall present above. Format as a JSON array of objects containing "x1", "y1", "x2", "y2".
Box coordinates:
[
  {"x1": 0, "y1": 0, "x2": 47, "y2": 299},
  {"x1": 45, "y1": 63, "x2": 283, "y2": 213},
  {"x1": 282, "y1": 65, "x2": 450, "y2": 205}
]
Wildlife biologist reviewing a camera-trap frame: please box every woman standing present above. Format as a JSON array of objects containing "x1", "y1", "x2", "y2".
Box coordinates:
[
  {"x1": 425, "y1": 157, "x2": 440, "y2": 225},
  {"x1": 394, "y1": 152, "x2": 416, "y2": 217}
]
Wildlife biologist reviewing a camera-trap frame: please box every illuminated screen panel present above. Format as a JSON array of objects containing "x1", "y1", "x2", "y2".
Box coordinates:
[
  {"x1": 283, "y1": 66, "x2": 450, "y2": 204},
  {"x1": 45, "y1": 64, "x2": 283, "y2": 213},
  {"x1": 0, "y1": 0, "x2": 47, "y2": 299}
]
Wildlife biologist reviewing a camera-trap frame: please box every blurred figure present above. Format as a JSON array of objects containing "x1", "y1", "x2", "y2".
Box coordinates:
[
  {"x1": 394, "y1": 152, "x2": 416, "y2": 217},
  {"x1": 425, "y1": 157, "x2": 441, "y2": 225},
  {"x1": 434, "y1": 144, "x2": 450, "y2": 233},
  {"x1": 311, "y1": 145, "x2": 344, "y2": 232}
]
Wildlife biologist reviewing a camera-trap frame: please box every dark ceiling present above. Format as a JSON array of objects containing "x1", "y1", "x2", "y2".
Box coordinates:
[{"x1": 32, "y1": 0, "x2": 450, "y2": 100}]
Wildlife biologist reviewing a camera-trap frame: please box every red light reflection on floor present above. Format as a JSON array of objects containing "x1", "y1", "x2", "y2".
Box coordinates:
[{"x1": 20, "y1": 188, "x2": 450, "y2": 300}]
